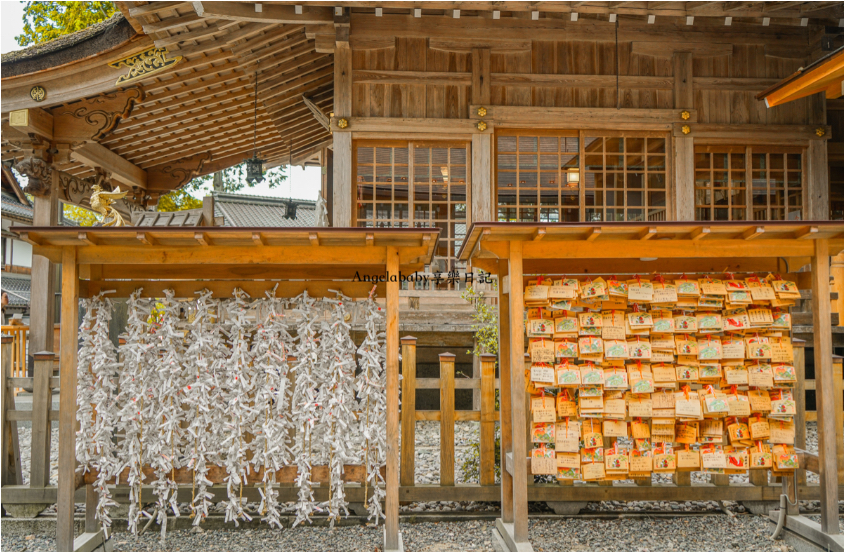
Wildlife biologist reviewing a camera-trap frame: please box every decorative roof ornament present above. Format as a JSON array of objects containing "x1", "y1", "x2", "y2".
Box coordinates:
[
  {"x1": 245, "y1": 72, "x2": 265, "y2": 184},
  {"x1": 109, "y1": 47, "x2": 181, "y2": 86}
]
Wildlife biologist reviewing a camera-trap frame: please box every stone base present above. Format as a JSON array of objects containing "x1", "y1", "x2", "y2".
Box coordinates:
[
  {"x1": 545, "y1": 501, "x2": 588, "y2": 515},
  {"x1": 2, "y1": 503, "x2": 49, "y2": 518},
  {"x1": 741, "y1": 500, "x2": 779, "y2": 516},
  {"x1": 347, "y1": 503, "x2": 369, "y2": 517}
]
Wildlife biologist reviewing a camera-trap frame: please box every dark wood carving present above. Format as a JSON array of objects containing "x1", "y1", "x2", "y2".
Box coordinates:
[{"x1": 52, "y1": 87, "x2": 145, "y2": 141}]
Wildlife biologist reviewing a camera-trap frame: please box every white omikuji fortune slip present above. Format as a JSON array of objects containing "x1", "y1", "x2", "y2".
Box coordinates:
[{"x1": 76, "y1": 287, "x2": 389, "y2": 540}]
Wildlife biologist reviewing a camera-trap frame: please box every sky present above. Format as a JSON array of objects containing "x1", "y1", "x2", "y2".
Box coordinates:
[{"x1": 0, "y1": 1, "x2": 323, "y2": 202}]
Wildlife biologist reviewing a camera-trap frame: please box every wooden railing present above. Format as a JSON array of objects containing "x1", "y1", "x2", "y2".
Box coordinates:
[{"x1": 1, "y1": 326, "x2": 28, "y2": 395}]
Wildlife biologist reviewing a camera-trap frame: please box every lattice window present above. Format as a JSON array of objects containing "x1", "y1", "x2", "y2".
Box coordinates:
[
  {"x1": 750, "y1": 149, "x2": 803, "y2": 221},
  {"x1": 496, "y1": 133, "x2": 580, "y2": 223},
  {"x1": 583, "y1": 135, "x2": 667, "y2": 222},
  {"x1": 355, "y1": 142, "x2": 468, "y2": 288},
  {"x1": 694, "y1": 146, "x2": 747, "y2": 221}
]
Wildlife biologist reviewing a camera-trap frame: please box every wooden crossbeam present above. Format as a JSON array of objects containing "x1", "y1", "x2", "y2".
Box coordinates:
[
  {"x1": 741, "y1": 226, "x2": 766, "y2": 240},
  {"x1": 194, "y1": 2, "x2": 333, "y2": 24},
  {"x1": 70, "y1": 144, "x2": 147, "y2": 190},
  {"x1": 637, "y1": 227, "x2": 658, "y2": 240},
  {"x1": 585, "y1": 227, "x2": 602, "y2": 241},
  {"x1": 689, "y1": 226, "x2": 711, "y2": 241}
]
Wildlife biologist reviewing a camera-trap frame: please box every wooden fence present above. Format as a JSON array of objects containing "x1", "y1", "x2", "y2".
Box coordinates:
[{"x1": 1, "y1": 326, "x2": 28, "y2": 395}]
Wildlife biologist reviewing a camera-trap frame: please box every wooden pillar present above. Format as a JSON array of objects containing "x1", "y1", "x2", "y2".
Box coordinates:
[
  {"x1": 384, "y1": 246, "x2": 400, "y2": 551},
  {"x1": 57, "y1": 247, "x2": 79, "y2": 552},
  {"x1": 439, "y1": 353, "x2": 456, "y2": 486},
  {"x1": 672, "y1": 52, "x2": 694, "y2": 222},
  {"x1": 30, "y1": 351, "x2": 53, "y2": 488},
  {"x1": 507, "y1": 241, "x2": 528, "y2": 543},
  {"x1": 400, "y1": 336, "x2": 417, "y2": 487},
  {"x1": 806, "y1": 139, "x2": 829, "y2": 221},
  {"x1": 29, "y1": 181, "x2": 59, "y2": 360},
  {"x1": 332, "y1": 41, "x2": 352, "y2": 227},
  {"x1": 1, "y1": 335, "x2": 22, "y2": 486},
  {"x1": 497, "y1": 259, "x2": 514, "y2": 522},
  {"x1": 792, "y1": 342, "x2": 807, "y2": 485},
  {"x1": 479, "y1": 353, "x2": 496, "y2": 486},
  {"x1": 322, "y1": 148, "x2": 334, "y2": 226},
  {"x1": 471, "y1": 133, "x2": 493, "y2": 223},
  {"x1": 811, "y1": 238, "x2": 838, "y2": 534}
]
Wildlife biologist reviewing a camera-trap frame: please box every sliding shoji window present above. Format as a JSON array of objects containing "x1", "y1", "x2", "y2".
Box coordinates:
[
  {"x1": 583, "y1": 134, "x2": 668, "y2": 222},
  {"x1": 693, "y1": 145, "x2": 804, "y2": 221},
  {"x1": 496, "y1": 132, "x2": 580, "y2": 223},
  {"x1": 355, "y1": 141, "x2": 469, "y2": 288}
]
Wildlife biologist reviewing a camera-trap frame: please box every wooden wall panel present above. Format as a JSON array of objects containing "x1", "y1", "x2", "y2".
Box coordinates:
[{"x1": 349, "y1": 35, "x2": 816, "y2": 124}]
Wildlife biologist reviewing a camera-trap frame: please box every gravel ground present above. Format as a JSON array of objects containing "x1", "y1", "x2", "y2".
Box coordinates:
[{"x1": 529, "y1": 515, "x2": 795, "y2": 552}]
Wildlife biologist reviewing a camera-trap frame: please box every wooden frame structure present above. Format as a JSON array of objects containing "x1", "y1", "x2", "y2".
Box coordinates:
[
  {"x1": 9, "y1": 225, "x2": 439, "y2": 552},
  {"x1": 459, "y1": 220, "x2": 844, "y2": 552}
]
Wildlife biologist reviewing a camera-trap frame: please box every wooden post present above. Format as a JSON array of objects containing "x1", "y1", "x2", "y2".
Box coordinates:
[
  {"x1": 384, "y1": 246, "x2": 400, "y2": 551},
  {"x1": 497, "y1": 260, "x2": 514, "y2": 522},
  {"x1": 400, "y1": 336, "x2": 417, "y2": 487},
  {"x1": 805, "y1": 139, "x2": 829, "y2": 221},
  {"x1": 29, "y1": 182, "x2": 59, "y2": 363},
  {"x1": 439, "y1": 353, "x2": 456, "y2": 486},
  {"x1": 479, "y1": 353, "x2": 496, "y2": 486},
  {"x1": 508, "y1": 241, "x2": 528, "y2": 544},
  {"x1": 792, "y1": 341, "x2": 807, "y2": 486},
  {"x1": 834, "y1": 356, "x2": 844, "y2": 488},
  {"x1": 30, "y1": 351, "x2": 53, "y2": 488},
  {"x1": 1, "y1": 335, "x2": 22, "y2": 486},
  {"x1": 57, "y1": 247, "x2": 79, "y2": 552},
  {"x1": 811, "y1": 238, "x2": 838, "y2": 534},
  {"x1": 672, "y1": 52, "x2": 694, "y2": 221},
  {"x1": 85, "y1": 484, "x2": 98, "y2": 533},
  {"x1": 471, "y1": 133, "x2": 493, "y2": 223},
  {"x1": 332, "y1": 40, "x2": 352, "y2": 227}
]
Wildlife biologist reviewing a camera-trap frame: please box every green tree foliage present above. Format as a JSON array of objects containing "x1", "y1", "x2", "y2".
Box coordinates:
[
  {"x1": 16, "y1": 1, "x2": 116, "y2": 47},
  {"x1": 185, "y1": 162, "x2": 288, "y2": 194},
  {"x1": 460, "y1": 278, "x2": 499, "y2": 357},
  {"x1": 157, "y1": 189, "x2": 203, "y2": 212}
]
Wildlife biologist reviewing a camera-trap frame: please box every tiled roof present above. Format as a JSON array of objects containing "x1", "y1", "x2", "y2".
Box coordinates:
[
  {"x1": 1, "y1": 191, "x2": 34, "y2": 222},
  {"x1": 213, "y1": 192, "x2": 317, "y2": 227},
  {"x1": 1, "y1": 274, "x2": 31, "y2": 307},
  {"x1": 132, "y1": 209, "x2": 205, "y2": 227}
]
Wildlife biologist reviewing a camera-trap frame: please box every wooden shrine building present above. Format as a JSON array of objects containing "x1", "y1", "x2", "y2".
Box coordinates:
[{"x1": 1, "y1": 1, "x2": 843, "y2": 552}]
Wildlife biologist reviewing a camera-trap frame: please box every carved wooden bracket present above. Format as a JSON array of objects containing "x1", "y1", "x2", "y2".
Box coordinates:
[
  {"x1": 56, "y1": 170, "x2": 145, "y2": 218},
  {"x1": 16, "y1": 156, "x2": 53, "y2": 197},
  {"x1": 146, "y1": 152, "x2": 212, "y2": 191},
  {"x1": 52, "y1": 87, "x2": 145, "y2": 142}
]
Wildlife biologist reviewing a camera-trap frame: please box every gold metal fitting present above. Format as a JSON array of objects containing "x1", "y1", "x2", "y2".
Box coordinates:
[
  {"x1": 681, "y1": 125, "x2": 691, "y2": 135},
  {"x1": 477, "y1": 106, "x2": 487, "y2": 117},
  {"x1": 30, "y1": 85, "x2": 46, "y2": 102},
  {"x1": 337, "y1": 118, "x2": 349, "y2": 129},
  {"x1": 681, "y1": 110, "x2": 690, "y2": 120},
  {"x1": 477, "y1": 121, "x2": 488, "y2": 131},
  {"x1": 815, "y1": 127, "x2": 826, "y2": 137}
]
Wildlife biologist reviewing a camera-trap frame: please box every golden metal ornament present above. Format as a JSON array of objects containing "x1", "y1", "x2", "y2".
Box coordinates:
[
  {"x1": 91, "y1": 184, "x2": 128, "y2": 227},
  {"x1": 109, "y1": 47, "x2": 182, "y2": 86},
  {"x1": 337, "y1": 118, "x2": 349, "y2": 129},
  {"x1": 815, "y1": 127, "x2": 826, "y2": 137},
  {"x1": 681, "y1": 110, "x2": 691, "y2": 120},
  {"x1": 477, "y1": 121, "x2": 488, "y2": 131},
  {"x1": 681, "y1": 125, "x2": 691, "y2": 135},
  {"x1": 30, "y1": 86, "x2": 47, "y2": 102},
  {"x1": 477, "y1": 106, "x2": 487, "y2": 117}
]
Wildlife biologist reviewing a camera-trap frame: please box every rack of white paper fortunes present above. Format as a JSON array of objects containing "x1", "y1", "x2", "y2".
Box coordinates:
[
  {"x1": 75, "y1": 286, "x2": 388, "y2": 539},
  {"x1": 522, "y1": 274, "x2": 801, "y2": 483}
]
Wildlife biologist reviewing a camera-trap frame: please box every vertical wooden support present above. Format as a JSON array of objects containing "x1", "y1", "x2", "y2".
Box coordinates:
[
  {"x1": 30, "y1": 351, "x2": 53, "y2": 488},
  {"x1": 792, "y1": 342, "x2": 807, "y2": 485},
  {"x1": 439, "y1": 353, "x2": 456, "y2": 486},
  {"x1": 806, "y1": 139, "x2": 829, "y2": 221},
  {"x1": 85, "y1": 484, "x2": 98, "y2": 533},
  {"x1": 57, "y1": 247, "x2": 79, "y2": 553},
  {"x1": 30, "y1": 181, "x2": 60, "y2": 363},
  {"x1": 332, "y1": 41, "x2": 352, "y2": 227},
  {"x1": 479, "y1": 353, "x2": 496, "y2": 486},
  {"x1": 400, "y1": 336, "x2": 417, "y2": 487},
  {"x1": 384, "y1": 246, "x2": 400, "y2": 552},
  {"x1": 673, "y1": 52, "x2": 693, "y2": 109},
  {"x1": 323, "y1": 148, "x2": 334, "y2": 226},
  {"x1": 508, "y1": 241, "x2": 528, "y2": 543},
  {"x1": 2, "y1": 335, "x2": 22, "y2": 486},
  {"x1": 471, "y1": 47, "x2": 491, "y2": 106},
  {"x1": 673, "y1": 472, "x2": 691, "y2": 486},
  {"x1": 673, "y1": 137, "x2": 694, "y2": 221},
  {"x1": 834, "y1": 356, "x2": 844, "y2": 488},
  {"x1": 470, "y1": 46, "x2": 492, "y2": 227},
  {"x1": 811, "y1": 238, "x2": 838, "y2": 534},
  {"x1": 497, "y1": 260, "x2": 514, "y2": 522}
]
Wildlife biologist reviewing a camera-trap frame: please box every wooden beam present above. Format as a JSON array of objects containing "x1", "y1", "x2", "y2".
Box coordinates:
[
  {"x1": 194, "y1": 2, "x2": 333, "y2": 24},
  {"x1": 471, "y1": 105, "x2": 695, "y2": 128},
  {"x1": 301, "y1": 95, "x2": 331, "y2": 131},
  {"x1": 135, "y1": 232, "x2": 155, "y2": 246},
  {"x1": 690, "y1": 226, "x2": 711, "y2": 240},
  {"x1": 70, "y1": 143, "x2": 147, "y2": 189},
  {"x1": 194, "y1": 232, "x2": 210, "y2": 246},
  {"x1": 77, "y1": 232, "x2": 97, "y2": 247},
  {"x1": 795, "y1": 226, "x2": 820, "y2": 239},
  {"x1": 741, "y1": 226, "x2": 765, "y2": 240},
  {"x1": 308, "y1": 232, "x2": 320, "y2": 246},
  {"x1": 637, "y1": 227, "x2": 658, "y2": 240},
  {"x1": 8, "y1": 108, "x2": 53, "y2": 141},
  {"x1": 384, "y1": 246, "x2": 400, "y2": 551},
  {"x1": 332, "y1": 116, "x2": 492, "y2": 134},
  {"x1": 532, "y1": 228, "x2": 547, "y2": 241},
  {"x1": 252, "y1": 232, "x2": 265, "y2": 246},
  {"x1": 585, "y1": 227, "x2": 602, "y2": 241}
]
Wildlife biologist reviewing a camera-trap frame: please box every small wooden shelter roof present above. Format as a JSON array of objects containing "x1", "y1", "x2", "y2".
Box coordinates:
[
  {"x1": 757, "y1": 46, "x2": 844, "y2": 107},
  {"x1": 459, "y1": 221, "x2": 845, "y2": 276},
  {"x1": 12, "y1": 226, "x2": 440, "y2": 284}
]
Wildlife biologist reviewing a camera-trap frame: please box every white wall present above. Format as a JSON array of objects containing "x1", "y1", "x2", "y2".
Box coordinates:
[{"x1": 10, "y1": 239, "x2": 32, "y2": 268}]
